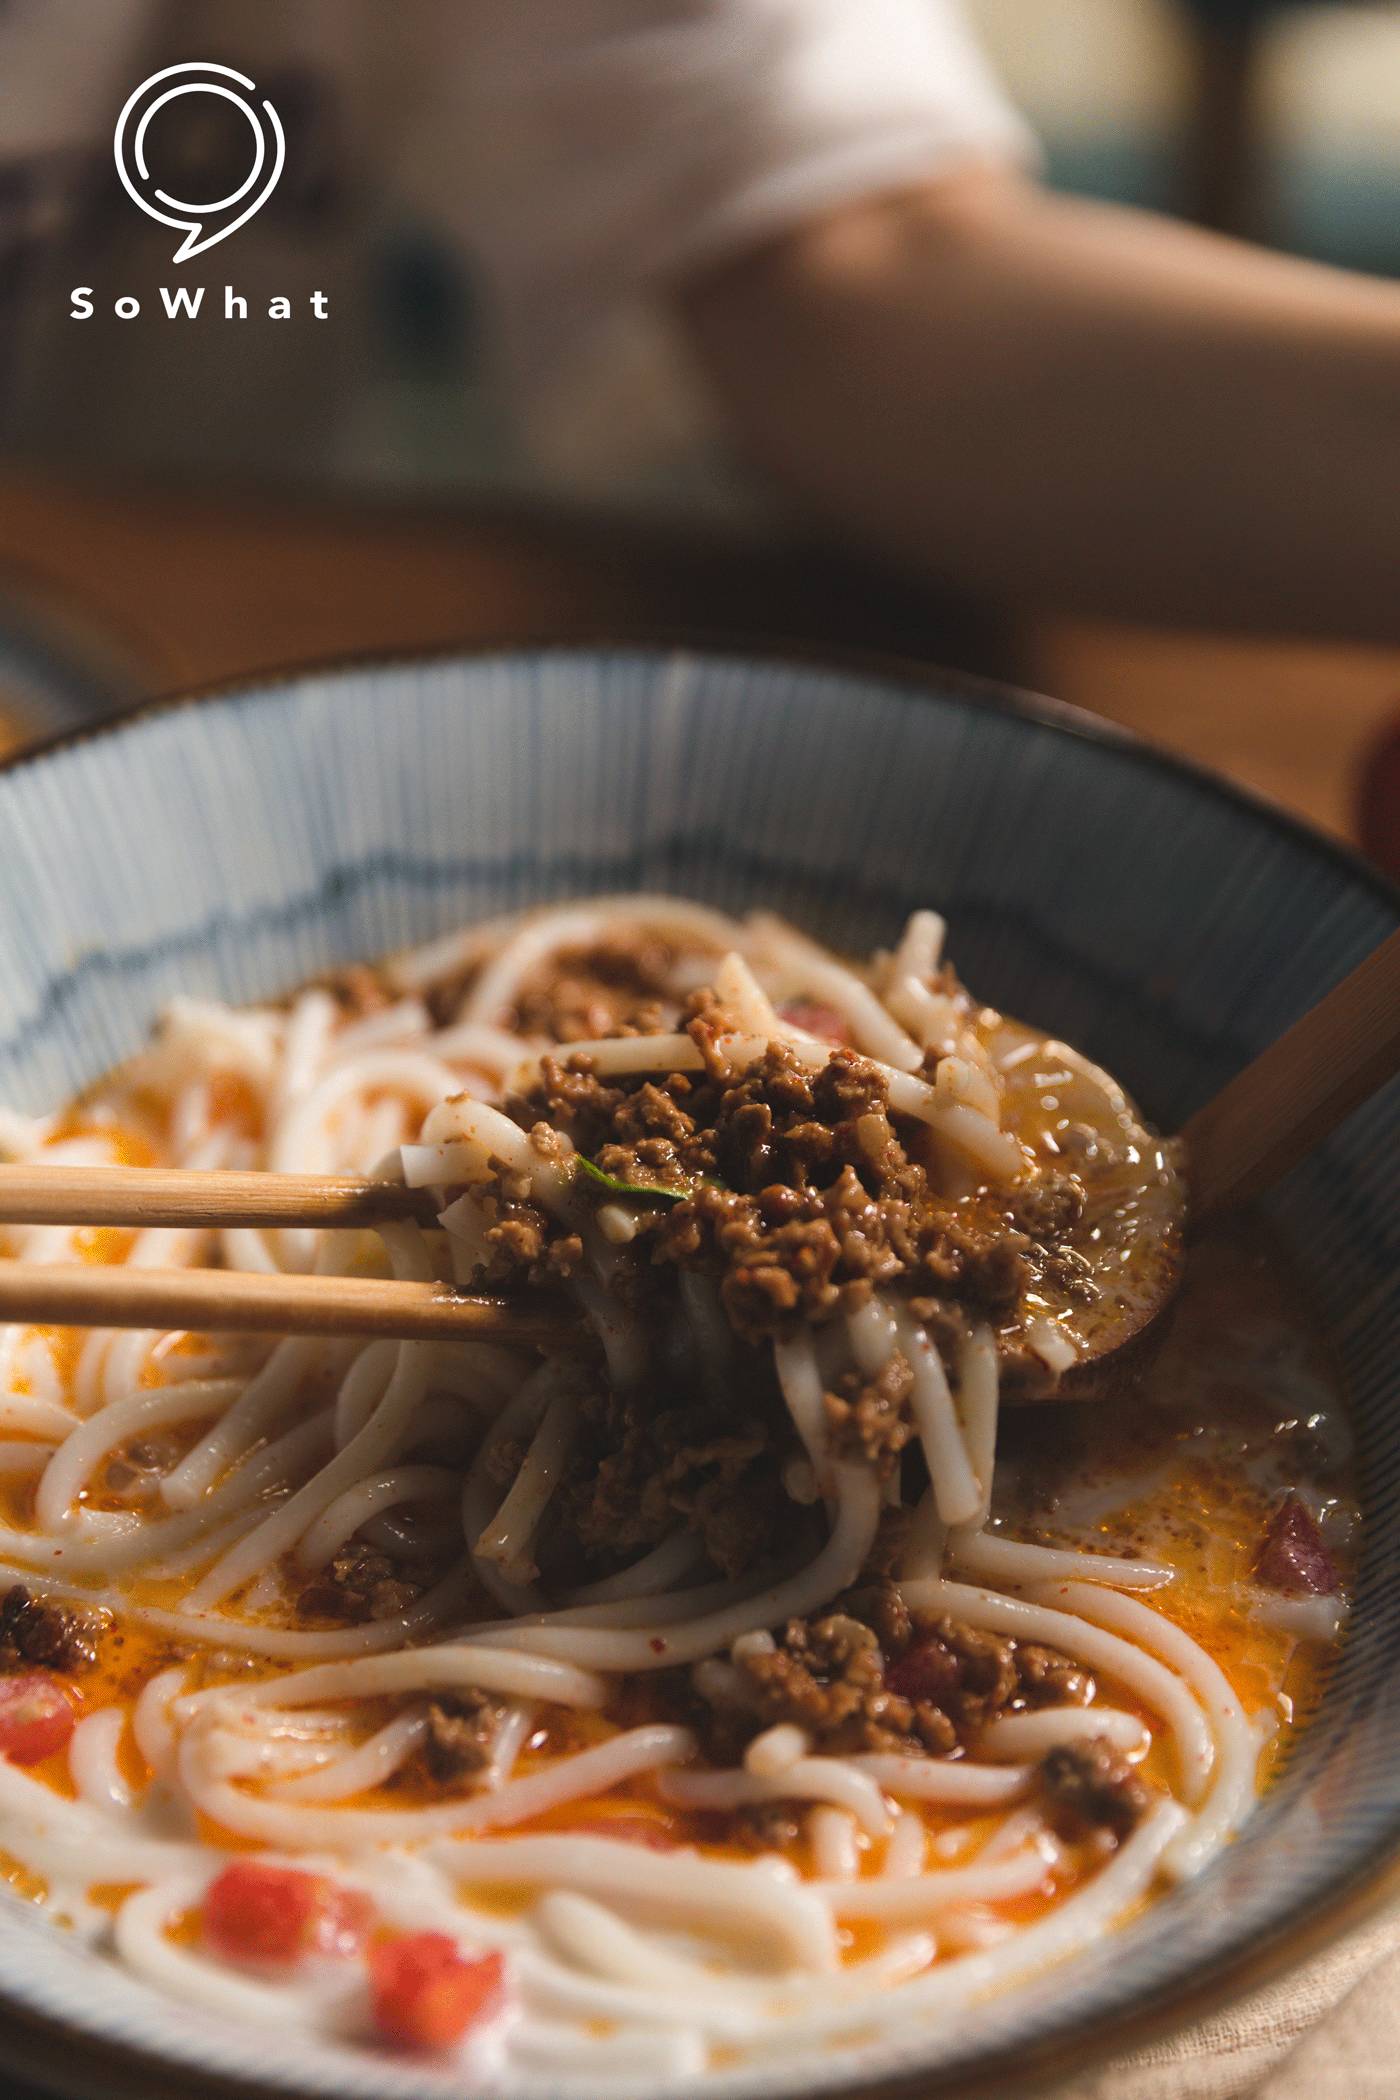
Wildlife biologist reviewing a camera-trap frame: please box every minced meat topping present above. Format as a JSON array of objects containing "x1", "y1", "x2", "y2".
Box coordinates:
[
  {"x1": 0, "y1": 1585, "x2": 102, "y2": 1673},
  {"x1": 504, "y1": 1030, "x2": 1084, "y2": 1347},
  {"x1": 1037, "y1": 1737, "x2": 1151, "y2": 1841},
  {"x1": 511, "y1": 934, "x2": 682, "y2": 1043},
  {"x1": 682, "y1": 1587, "x2": 1095, "y2": 1765},
  {"x1": 824, "y1": 1356, "x2": 917, "y2": 1468},
  {"x1": 421, "y1": 1691, "x2": 512, "y2": 1782},
  {"x1": 454, "y1": 984, "x2": 1098, "y2": 1591},
  {"x1": 552, "y1": 1379, "x2": 791, "y2": 1582},
  {"x1": 297, "y1": 1542, "x2": 425, "y2": 1625}
]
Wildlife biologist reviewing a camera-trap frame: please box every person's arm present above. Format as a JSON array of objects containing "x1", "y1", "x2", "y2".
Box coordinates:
[{"x1": 677, "y1": 165, "x2": 1400, "y2": 637}]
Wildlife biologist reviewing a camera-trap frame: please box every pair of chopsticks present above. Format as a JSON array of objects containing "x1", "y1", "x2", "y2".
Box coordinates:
[{"x1": 0, "y1": 1166, "x2": 576, "y2": 1346}]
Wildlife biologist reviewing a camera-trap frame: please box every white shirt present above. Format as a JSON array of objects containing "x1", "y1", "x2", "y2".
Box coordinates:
[{"x1": 2, "y1": 0, "x2": 1032, "y2": 507}]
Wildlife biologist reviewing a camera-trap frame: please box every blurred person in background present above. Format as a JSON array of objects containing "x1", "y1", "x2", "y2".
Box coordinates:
[{"x1": 4, "y1": 0, "x2": 1400, "y2": 637}]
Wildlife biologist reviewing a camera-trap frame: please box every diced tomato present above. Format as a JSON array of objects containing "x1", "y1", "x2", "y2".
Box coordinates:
[
  {"x1": 564, "y1": 1815, "x2": 678, "y2": 1850},
  {"x1": 885, "y1": 1637, "x2": 961, "y2": 1706},
  {"x1": 0, "y1": 1672, "x2": 76, "y2": 1765},
  {"x1": 778, "y1": 1000, "x2": 851, "y2": 1046},
  {"x1": 368, "y1": 1934, "x2": 505, "y2": 2052},
  {"x1": 1256, "y1": 1496, "x2": 1339, "y2": 1596},
  {"x1": 203, "y1": 1862, "x2": 371, "y2": 1966}
]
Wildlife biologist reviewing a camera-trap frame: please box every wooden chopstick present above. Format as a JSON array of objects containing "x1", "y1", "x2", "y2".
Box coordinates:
[
  {"x1": 1182, "y1": 926, "x2": 1400, "y2": 1226},
  {"x1": 0, "y1": 1165, "x2": 438, "y2": 1231},
  {"x1": 0, "y1": 1260, "x2": 579, "y2": 1346},
  {"x1": 0, "y1": 1165, "x2": 580, "y2": 1346}
]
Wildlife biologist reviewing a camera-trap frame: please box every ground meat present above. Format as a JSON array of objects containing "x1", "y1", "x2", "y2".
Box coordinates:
[
  {"x1": 840, "y1": 1579, "x2": 912, "y2": 1656},
  {"x1": 482, "y1": 1195, "x2": 584, "y2": 1287},
  {"x1": 511, "y1": 935, "x2": 681, "y2": 1043},
  {"x1": 506, "y1": 1036, "x2": 1059, "y2": 1346},
  {"x1": 489, "y1": 1209, "x2": 547, "y2": 1268},
  {"x1": 734, "y1": 1611, "x2": 957, "y2": 1757},
  {"x1": 884, "y1": 1618, "x2": 1018, "y2": 1725},
  {"x1": 298, "y1": 1542, "x2": 423, "y2": 1624},
  {"x1": 671, "y1": 1596, "x2": 1100, "y2": 1775},
  {"x1": 483, "y1": 1435, "x2": 528, "y2": 1488},
  {"x1": 698, "y1": 1469, "x2": 792, "y2": 1583},
  {"x1": 824, "y1": 1354, "x2": 915, "y2": 1469},
  {"x1": 447, "y1": 1141, "x2": 587, "y2": 1292},
  {"x1": 556, "y1": 1382, "x2": 789, "y2": 1580},
  {"x1": 1037, "y1": 1737, "x2": 1150, "y2": 1841},
  {"x1": 842, "y1": 1585, "x2": 1095, "y2": 1735},
  {"x1": 1016, "y1": 1644, "x2": 1096, "y2": 1707},
  {"x1": 1008, "y1": 1173, "x2": 1086, "y2": 1243},
  {"x1": 0, "y1": 1585, "x2": 101, "y2": 1672},
  {"x1": 861, "y1": 1505, "x2": 913, "y2": 1582},
  {"x1": 517, "y1": 1060, "x2": 634, "y2": 1160},
  {"x1": 682, "y1": 1186, "x2": 849, "y2": 1334},
  {"x1": 479, "y1": 990, "x2": 1087, "y2": 1593},
  {"x1": 421, "y1": 1692, "x2": 511, "y2": 1781},
  {"x1": 1256, "y1": 1496, "x2": 1339, "y2": 1595}
]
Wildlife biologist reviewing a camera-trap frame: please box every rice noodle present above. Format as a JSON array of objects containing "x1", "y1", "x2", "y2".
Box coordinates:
[
  {"x1": 460, "y1": 897, "x2": 736, "y2": 1031},
  {"x1": 978, "y1": 1707, "x2": 1150, "y2": 1761},
  {"x1": 956, "y1": 1324, "x2": 999, "y2": 1528},
  {"x1": 464, "y1": 1465, "x2": 880, "y2": 1671},
  {"x1": 181, "y1": 1723, "x2": 697, "y2": 1850},
  {"x1": 294, "y1": 1464, "x2": 460, "y2": 1571},
  {"x1": 746, "y1": 912, "x2": 924, "y2": 1070},
  {"x1": 773, "y1": 1330, "x2": 830, "y2": 1490},
  {"x1": 69, "y1": 1707, "x2": 134, "y2": 1813},
  {"x1": 808, "y1": 1805, "x2": 861, "y2": 1880},
  {"x1": 175, "y1": 1642, "x2": 608, "y2": 1717},
  {"x1": 658, "y1": 1756, "x2": 893, "y2": 1838},
  {"x1": 848, "y1": 1757, "x2": 1031, "y2": 1805},
  {"x1": 433, "y1": 1832, "x2": 840, "y2": 1974},
  {"x1": 816, "y1": 1843, "x2": 1056, "y2": 1922},
  {"x1": 948, "y1": 1528, "x2": 1176, "y2": 1594},
  {"x1": 0, "y1": 892, "x2": 1339, "y2": 2090},
  {"x1": 1029, "y1": 1581, "x2": 1258, "y2": 1879},
  {"x1": 890, "y1": 1306, "x2": 983, "y2": 1526},
  {"x1": 473, "y1": 1386, "x2": 578, "y2": 1585},
  {"x1": 268, "y1": 1707, "x2": 430, "y2": 1802},
  {"x1": 904, "y1": 1578, "x2": 1215, "y2": 1803}
]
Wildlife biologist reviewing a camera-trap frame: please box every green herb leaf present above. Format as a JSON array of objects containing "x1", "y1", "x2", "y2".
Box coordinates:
[{"x1": 575, "y1": 1155, "x2": 695, "y2": 1204}]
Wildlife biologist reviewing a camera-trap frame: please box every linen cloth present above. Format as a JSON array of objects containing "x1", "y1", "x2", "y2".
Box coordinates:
[{"x1": 1051, "y1": 1908, "x2": 1400, "y2": 2100}]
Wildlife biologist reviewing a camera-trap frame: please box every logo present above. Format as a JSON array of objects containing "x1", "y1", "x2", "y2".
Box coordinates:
[{"x1": 113, "y1": 61, "x2": 285, "y2": 264}]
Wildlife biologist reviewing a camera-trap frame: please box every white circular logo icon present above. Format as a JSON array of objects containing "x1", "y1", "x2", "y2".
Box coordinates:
[{"x1": 114, "y1": 62, "x2": 285, "y2": 265}]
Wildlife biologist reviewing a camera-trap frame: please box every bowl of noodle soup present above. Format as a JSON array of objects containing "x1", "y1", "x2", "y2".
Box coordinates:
[{"x1": 0, "y1": 645, "x2": 1393, "y2": 2100}]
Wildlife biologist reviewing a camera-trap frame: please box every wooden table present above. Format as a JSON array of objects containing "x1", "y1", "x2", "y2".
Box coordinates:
[{"x1": 0, "y1": 467, "x2": 1396, "y2": 847}]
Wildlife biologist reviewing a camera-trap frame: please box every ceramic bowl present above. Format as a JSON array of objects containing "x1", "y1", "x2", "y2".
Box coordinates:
[{"x1": 0, "y1": 647, "x2": 1394, "y2": 2100}]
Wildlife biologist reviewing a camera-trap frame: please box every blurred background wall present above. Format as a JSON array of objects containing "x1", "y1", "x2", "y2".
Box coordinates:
[{"x1": 973, "y1": 0, "x2": 1400, "y2": 271}]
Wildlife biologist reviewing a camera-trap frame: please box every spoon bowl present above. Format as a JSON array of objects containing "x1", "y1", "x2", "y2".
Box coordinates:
[
  {"x1": 992, "y1": 1023, "x2": 1187, "y2": 1402},
  {"x1": 999, "y1": 922, "x2": 1400, "y2": 1402}
]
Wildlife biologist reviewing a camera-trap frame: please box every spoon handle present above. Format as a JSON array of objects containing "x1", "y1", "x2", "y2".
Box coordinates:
[{"x1": 1182, "y1": 926, "x2": 1400, "y2": 1227}]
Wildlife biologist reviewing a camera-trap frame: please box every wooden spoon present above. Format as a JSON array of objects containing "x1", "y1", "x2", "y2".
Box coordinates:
[{"x1": 1009, "y1": 926, "x2": 1400, "y2": 1402}]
